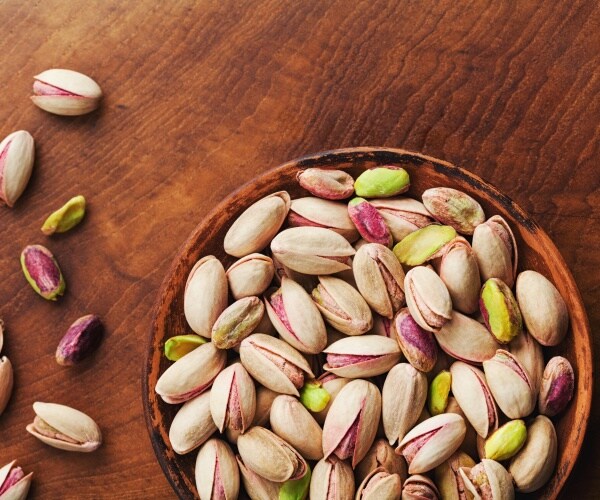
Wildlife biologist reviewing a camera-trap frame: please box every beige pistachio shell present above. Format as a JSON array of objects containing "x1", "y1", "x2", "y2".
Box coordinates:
[
  {"x1": 184, "y1": 256, "x2": 228, "y2": 338},
  {"x1": 310, "y1": 456, "x2": 356, "y2": 500},
  {"x1": 224, "y1": 191, "x2": 290, "y2": 257},
  {"x1": 437, "y1": 311, "x2": 499, "y2": 364},
  {"x1": 169, "y1": 391, "x2": 216, "y2": 455},
  {"x1": 26, "y1": 402, "x2": 102, "y2": 452},
  {"x1": 0, "y1": 357, "x2": 14, "y2": 417},
  {"x1": 0, "y1": 130, "x2": 35, "y2": 207},
  {"x1": 509, "y1": 415, "x2": 557, "y2": 493},
  {"x1": 210, "y1": 363, "x2": 256, "y2": 433},
  {"x1": 0, "y1": 460, "x2": 33, "y2": 500},
  {"x1": 509, "y1": 330, "x2": 544, "y2": 394},
  {"x1": 472, "y1": 215, "x2": 517, "y2": 288},
  {"x1": 32, "y1": 69, "x2": 102, "y2": 116},
  {"x1": 515, "y1": 270, "x2": 568, "y2": 346},
  {"x1": 445, "y1": 398, "x2": 479, "y2": 459},
  {"x1": 312, "y1": 373, "x2": 351, "y2": 425},
  {"x1": 356, "y1": 467, "x2": 402, "y2": 500},
  {"x1": 405, "y1": 266, "x2": 452, "y2": 332},
  {"x1": 253, "y1": 386, "x2": 280, "y2": 427},
  {"x1": 434, "y1": 451, "x2": 476, "y2": 500},
  {"x1": 226, "y1": 253, "x2": 275, "y2": 300},
  {"x1": 155, "y1": 342, "x2": 226, "y2": 404},
  {"x1": 460, "y1": 459, "x2": 514, "y2": 500},
  {"x1": 236, "y1": 454, "x2": 281, "y2": 500},
  {"x1": 355, "y1": 438, "x2": 407, "y2": 486},
  {"x1": 401, "y1": 474, "x2": 440, "y2": 500},
  {"x1": 370, "y1": 197, "x2": 435, "y2": 242},
  {"x1": 194, "y1": 438, "x2": 239, "y2": 500},
  {"x1": 289, "y1": 197, "x2": 360, "y2": 241},
  {"x1": 382, "y1": 363, "x2": 428, "y2": 445}
]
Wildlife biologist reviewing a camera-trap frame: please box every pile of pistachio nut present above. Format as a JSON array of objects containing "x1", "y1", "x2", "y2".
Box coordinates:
[{"x1": 155, "y1": 165, "x2": 575, "y2": 500}]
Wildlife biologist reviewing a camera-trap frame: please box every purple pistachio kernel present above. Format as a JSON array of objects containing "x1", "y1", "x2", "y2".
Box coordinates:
[
  {"x1": 56, "y1": 314, "x2": 104, "y2": 366},
  {"x1": 348, "y1": 198, "x2": 393, "y2": 247},
  {"x1": 539, "y1": 356, "x2": 575, "y2": 416},
  {"x1": 394, "y1": 309, "x2": 437, "y2": 372}
]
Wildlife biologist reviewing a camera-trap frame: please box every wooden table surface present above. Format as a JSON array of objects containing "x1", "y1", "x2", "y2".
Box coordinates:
[{"x1": 0, "y1": 1, "x2": 598, "y2": 498}]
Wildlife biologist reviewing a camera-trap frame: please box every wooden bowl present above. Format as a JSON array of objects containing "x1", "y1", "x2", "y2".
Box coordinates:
[{"x1": 143, "y1": 147, "x2": 592, "y2": 499}]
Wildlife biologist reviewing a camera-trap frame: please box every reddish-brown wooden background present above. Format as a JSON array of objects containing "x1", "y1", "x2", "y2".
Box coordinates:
[{"x1": 0, "y1": 1, "x2": 597, "y2": 498}]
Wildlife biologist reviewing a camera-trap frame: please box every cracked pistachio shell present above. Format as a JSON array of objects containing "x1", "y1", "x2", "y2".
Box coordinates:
[
  {"x1": 41, "y1": 195, "x2": 86, "y2": 235},
  {"x1": 397, "y1": 413, "x2": 466, "y2": 474},
  {"x1": 538, "y1": 356, "x2": 574, "y2": 417},
  {"x1": 297, "y1": 168, "x2": 355, "y2": 200},
  {"x1": 355, "y1": 438, "x2": 407, "y2": 486},
  {"x1": 164, "y1": 334, "x2": 207, "y2": 361},
  {"x1": 434, "y1": 451, "x2": 476, "y2": 500},
  {"x1": 237, "y1": 454, "x2": 280, "y2": 499},
  {"x1": 26, "y1": 402, "x2": 102, "y2": 452},
  {"x1": 446, "y1": 398, "x2": 479, "y2": 459},
  {"x1": 480, "y1": 278, "x2": 522, "y2": 344},
  {"x1": 224, "y1": 191, "x2": 291, "y2": 257},
  {"x1": 393, "y1": 224, "x2": 457, "y2": 266},
  {"x1": 422, "y1": 187, "x2": 485, "y2": 235},
  {"x1": 212, "y1": 296, "x2": 265, "y2": 349},
  {"x1": 322, "y1": 379, "x2": 381, "y2": 467},
  {"x1": 310, "y1": 456, "x2": 355, "y2": 500},
  {"x1": 195, "y1": 438, "x2": 239, "y2": 500},
  {"x1": 509, "y1": 416, "x2": 557, "y2": 493},
  {"x1": 0, "y1": 460, "x2": 33, "y2": 500},
  {"x1": 405, "y1": 266, "x2": 452, "y2": 333},
  {"x1": 382, "y1": 364, "x2": 427, "y2": 446},
  {"x1": 436, "y1": 237, "x2": 481, "y2": 314},
  {"x1": 312, "y1": 373, "x2": 351, "y2": 425},
  {"x1": 353, "y1": 243, "x2": 405, "y2": 319},
  {"x1": 169, "y1": 391, "x2": 216, "y2": 455},
  {"x1": 323, "y1": 335, "x2": 401, "y2": 378},
  {"x1": 437, "y1": 311, "x2": 499, "y2": 364},
  {"x1": 289, "y1": 197, "x2": 359, "y2": 242},
  {"x1": 271, "y1": 227, "x2": 355, "y2": 275},
  {"x1": 240, "y1": 334, "x2": 314, "y2": 396},
  {"x1": 472, "y1": 215, "x2": 517, "y2": 288},
  {"x1": 401, "y1": 474, "x2": 440, "y2": 500},
  {"x1": 20, "y1": 244, "x2": 66, "y2": 300},
  {"x1": 184, "y1": 256, "x2": 228, "y2": 338},
  {"x1": 32, "y1": 69, "x2": 102, "y2": 115},
  {"x1": 483, "y1": 350, "x2": 535, "y2": 419},
  {"x1": 459, "y1": 459, "x2": 514, "y2": 500},
  {"x1": 226, "y1": 253, "x2": 275, "y2": 300},
  {"x1": 450, "y1": 362, "x2": 498, "y2": 439},
  {"x1": 238, "y1": 426, "x2": 308, "y2": 483},
  {"x1": 265, "y1": 277, "x2": 327, "y2": 354},
  {"x1": 312, "y1": 276, "x2": 372, "y2": 336},
  {"x1": 270, "y1": 395, "x2": 324, "y2": 460},
  {"x1": 484, "y1": 420, "x2": 526, "y2": 461},
  {"x1": 428, "y1": 370, "x2": 451, "y2": 416},
  {"x1": 515, "y1": 270, "x2": 568, "y2": 346},
  {"x1": 370, "y1": 197, "x2": 435, "y2": 242},
  {"x1": 210, "y1": 363, "x2": 256, "y2": 433},
  {"x1": 508, "y1": 330, "x2": 544, "y2": 395},
  {"x1": 0, "y1": 357, "x2": 14, "y2": 417},
  {"x1": 0, "y1": 130, "x2": 35, "y2": 208},
  {"x1": 348, "y1": 197, "x2": 392, "y2": 247},
  {"x1": 356, "y1": 467, "x2": 402, "y2": 500},
  {"x1": 354, "y1": 166, "x2": 410, "y2": 198},
  {"x1": 393, "y1": 308, "x2": 437, "y2": 372},
  {"x1": 155, "y1": 342, "x2": 226, "y2": 404}
]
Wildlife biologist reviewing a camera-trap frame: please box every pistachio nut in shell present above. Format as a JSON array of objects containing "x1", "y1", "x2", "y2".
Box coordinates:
[
  {"x1": 312, "y1": 276, "x2": 373, "y2": 336},
  {"x1": 169, "y1": 391, "x2": 216, "y2": 455},
  {"x1": 353, "y1": 243, "x2": 405, "y2": 319},
  {"x1": 479, "y1": 278, "x2": 522, "y2": 344},
  {"x1": 210, "y1": 363, "x2": 256, "y2": 433},
  {"x1": 236, "y1": 454, "x2": 280, "y2": 499},
  {"x1": 509, "y1": 415, "x2": 557, "y2": 493},
  {"x1": 312, "y1": 372, "x2": 351, "y2": 425},
  {"x1": 155, "y1": 342, "x2": 226, "y2": 404},
  {"x1": 404, "y1": 266, "x2": 452, "y2": 333},
  {"x1": 401, "y1": 474, "x2": 440, "y2": 500},
  {"x1": 354, "y1": 166, "x2": 410, "y2": 198},
  {"x1": 356, "y1": 467, "x2": 402, "y2": 500},
  {"x1": 297, "y1": 168, "x2": 355, "y2": 200},
  {"x1": 0, "y1": 460, "x2": 33, "y2": 500},
  {"x1": 508, "y1": 329, "x2": 544, "y2": 394},
  {"x1": 226, "y1": 253, "x2": 275, "y2": 300},
  {"x1": 450, "y1": 362, "x2": 498, "y2": 440},
  {"x1": 224, "y1": 191, "x2": 290, "y2": 257},
  {"x1": 26, "y1": 402, "x2": 102, "y2": 452},
  {"x1": 322, "y1": 379, "x2": 381, "y2": 467},
  {"x1": 271, "y1": 226, "x2": 355, "y2": 275},
  {"x1": 212, "y1": 296, "x2": 265, "y2": 349},
  {"x1": 472, "y1": 215, "x2": 517, "y2": 288},
  {"x1": 483, "y1": 350, "x2": 535, "y2": 419},
  {"x1": 483, "y1": 420, "x2": 526, "y2": 461},
  {"x1": 515, "y1": 270, "x2": 568, "y2": 346},
  {"x1": 434, "y1": 451, "x2": 476, "y2": 500},
  {"x1": 437, "y1": 311, "x2": 499, "y2": 365},
  {"x1": 195, "y1": 438, "x2": 239, "y2": 500},
  {"x1": 55, "y1": 314, "x2": 103, "y2": 366},
  {"x1": 289, "y1": 197, "x2": 359, "y2": 242},
  {"x1": 436, "y1": 237, "x2": 481, "y2": 314},
  {"x1": 370, "y1": 197, "x2": 435, "y2": 242},
  {"x1": 32, "y1": 69, "x2": 102, "y2": 115},
  {"x1": 382, "y1": 363, "x2": 427, "y2": 445},
  {"x1": 164, "y1": 334, "x2": 207, "y2": 361},
  {"x1": 347, "y1": 197, "x2": 393, "y2": 247},
  {"x1": 270, "y1": 395, "x2": 324, "y2": 460},
  {"x1": 184, "y1": 255, "x2": 228, "y2": 338},
  {"x1": 41, "y1": 195, "x2": 86, "y2": 235},
  {"x1": 239, "y1": 334, "x2": 314, "y2": 396},
  {"x1": 237, "y1": 426, "x2": 308, "y2": 482},
  {"x1": 0, "y1": 130, "x2": 35, "y2": 208},
  {"x1": 393, "y1": 224, "x2": 457, "y2": 266},
  {"x1": 299, "y1": 379, "x2": 331, "y2": 413},
  {"x1": 459, "y1": 459, "x2": 514, "y2": 500},
  {"x1": 310, "y1": 456, "x2": 355, "y2": 500},
  {"x1": 422, "y1": 187, "x2": 485, "y2": 235},
  {"x1": 355, "y1": 438, "x2": 407, "y2": 486},
  {"x1": 323, "y1": 335, "x2": 401, "y2": 378},
  {"x1": 0, "y1": 357, "x2": 14, "y2": 417},
  {"x1": 20, "y1": 244, "x2": 66, "y2": 300},
  {"x1": 252, "y1": 385, "x2": 279, "y2": 427},
  {"x1": 538, "y1": 356, "x2": 575, "y2": 417},
  {"x1": 265, "y1": 277, "x2": 327, "y2": 354},
  {"x1": 393, "y1": 308, "x2": 437, "y2": 373},
  {"x1": 428, "y1": 370, "x2": 451, "y2": 416}
]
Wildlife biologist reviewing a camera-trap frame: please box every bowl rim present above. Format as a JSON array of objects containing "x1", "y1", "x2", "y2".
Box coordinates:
[{"x1": 143, "y1": 146, "x2": 593, "y2": 499}]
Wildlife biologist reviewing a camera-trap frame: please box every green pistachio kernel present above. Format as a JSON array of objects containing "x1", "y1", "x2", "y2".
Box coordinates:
[
  {"x1": 484, "y1": 419, "x2": 527, "y2": 461},
  {"x1": 41, "y1": 195, "x2": 86, "y2": 235},
  {"x1": 428, "y1": 370, "x2": 452, "y2": 416},
  {"x1": 299, "y1": 380, "x2": 331, "y2": 412},
  {"x1": 279, "y1": 465, "x2": 311, "y2": 500},
  {"x1": 354, "y1": 167, "x2": 410, "y2": 198},
  {"x1": 480, "y1": 278, "x2": 522, "y2": 343},
  {"x1": 393, "y1": 225, "x2": 456, "y2": 266},
  {"x1": 164, "y1": 334, "x2": 208, "y2": 361}
]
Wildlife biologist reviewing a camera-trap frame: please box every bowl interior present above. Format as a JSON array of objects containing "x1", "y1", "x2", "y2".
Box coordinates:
[{"x1": 144, "y1": 147, "x2": 592, "y2": 499}]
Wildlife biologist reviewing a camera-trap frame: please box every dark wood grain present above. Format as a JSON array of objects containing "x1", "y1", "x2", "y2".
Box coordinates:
[{"x1": 0, "y1": 1, "x2": 597, "y2": 498}]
